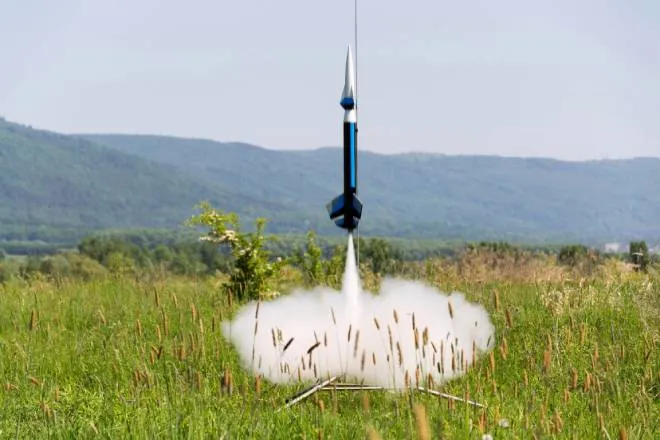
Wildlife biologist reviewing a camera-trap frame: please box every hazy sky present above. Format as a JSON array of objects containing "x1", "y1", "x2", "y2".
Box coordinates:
[{"x1": 1, "y1": 0, "x2": 658, "y2": 160}]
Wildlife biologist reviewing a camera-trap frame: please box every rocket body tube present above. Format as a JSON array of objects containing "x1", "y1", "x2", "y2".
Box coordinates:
[{"x1": 326, "y1": 45, "x2": 363, "y2": 231}]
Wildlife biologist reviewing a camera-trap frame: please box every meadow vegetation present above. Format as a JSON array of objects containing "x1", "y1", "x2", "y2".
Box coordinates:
[{"x1": 0, "y1": 208, "x2": 658, "y2": 438}]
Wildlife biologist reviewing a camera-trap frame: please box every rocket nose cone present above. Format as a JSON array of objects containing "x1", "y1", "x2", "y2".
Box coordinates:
[{"x1": 341, "y1": 44, "x2": 356, "y2": 108}]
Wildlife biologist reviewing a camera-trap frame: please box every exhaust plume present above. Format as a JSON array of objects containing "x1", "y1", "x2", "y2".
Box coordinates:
[{"x1": 223, "y1": 234, "x2": 495, "y2": 388}]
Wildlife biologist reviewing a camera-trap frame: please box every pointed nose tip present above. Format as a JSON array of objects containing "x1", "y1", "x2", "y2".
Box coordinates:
[{"x1": 341, "y1": 44, "x2": 356, "y2": 109}]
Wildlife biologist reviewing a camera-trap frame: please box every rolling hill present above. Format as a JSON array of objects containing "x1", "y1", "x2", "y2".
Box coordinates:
[
  {"x1": 1, "y1": 116, "x2": 659, "y2": 246},
  {"x1": 80, "y1": 133, "x2": 660, "y2": 244},
  {"x1": 0, "y1": 118, "x2": 290, "y2": 243}
]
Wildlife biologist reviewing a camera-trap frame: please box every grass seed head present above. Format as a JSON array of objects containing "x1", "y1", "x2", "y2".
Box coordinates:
[
  {"x1": 413, "y1": 403, "x2": 431, "y2": 440},
  {"x1": 29, "y1": 310, "x2": 37, "y2": 331},
  {"x1": 584, "y1": 372, "x2": 592, "y2": 392},
  {"x1": 367, "y1": 425, "x2": 382, "y2": 440},
  {"x1": 505, "y1": 309, "x2": 513, "y2": 328},
  {"x1": 543, "y1": 349, "x2": 552, "y2": 373}
]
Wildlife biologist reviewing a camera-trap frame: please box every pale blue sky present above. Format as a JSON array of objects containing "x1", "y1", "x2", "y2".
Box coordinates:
[{"x1": 1, "y1": 0, "x2": 658, "y2": 160}]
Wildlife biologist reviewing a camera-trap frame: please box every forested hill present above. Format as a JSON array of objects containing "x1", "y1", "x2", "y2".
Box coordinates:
[
  {"x1": 0, "y1": 118, "x2": 288, "y2": 243},
  {"x1": 80, "y1": 133, "x2": 660, "y2": 244},
  {"x1": 1, "y1": 116, "x2": 659, "y2": 245}
]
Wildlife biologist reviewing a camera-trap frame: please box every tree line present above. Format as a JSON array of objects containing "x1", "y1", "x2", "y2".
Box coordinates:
[{"x1": 0, "y1": 205, "x2": 656, "y2": 286}]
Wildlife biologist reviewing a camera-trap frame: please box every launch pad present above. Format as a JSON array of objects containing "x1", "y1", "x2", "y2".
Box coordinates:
[{"x1": 278, "y1": 375, "x2": 486, "y2": 411}]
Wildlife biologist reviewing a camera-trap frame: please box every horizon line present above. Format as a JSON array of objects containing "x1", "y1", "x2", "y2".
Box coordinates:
[{"x1": 2, "y1": 115, "x2": 658, "y2": 163}]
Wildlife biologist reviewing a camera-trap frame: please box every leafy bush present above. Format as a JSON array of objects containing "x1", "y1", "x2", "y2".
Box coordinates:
[{"x1": 188, "y1": 202, "x2": 285, "y2": 301}]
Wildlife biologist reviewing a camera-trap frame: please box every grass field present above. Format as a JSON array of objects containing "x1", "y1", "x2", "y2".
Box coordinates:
[{"x1": 0, "y1": 255, "x2": 658, "y2": 439}]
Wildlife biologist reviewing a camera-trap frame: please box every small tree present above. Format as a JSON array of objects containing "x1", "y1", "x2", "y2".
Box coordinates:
[
  {"x1": 291, "y1": 230, "x2": 324, "y2": 287},
  {"x1": 558, "y1": 244, "x2": 588, "y2": 267},
  {"x1": 188, "y1": 202, "x2": 284, "y2": 301},
  {"x1": 629, "y1": 241, "x2": 649, "y2": 272}
]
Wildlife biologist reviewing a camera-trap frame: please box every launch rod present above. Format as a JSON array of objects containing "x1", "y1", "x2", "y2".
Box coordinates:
[
  {"x1": 354, "y1": 0, "x2": 360, "y2": 267},
  {"x1": 278, "y1": 376, "x2": 339, "y2": 411}
]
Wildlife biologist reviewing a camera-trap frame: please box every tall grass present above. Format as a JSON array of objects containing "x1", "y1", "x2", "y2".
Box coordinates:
[{"x1": 0, "y1": 256, "x2": 658, "y2": 438}]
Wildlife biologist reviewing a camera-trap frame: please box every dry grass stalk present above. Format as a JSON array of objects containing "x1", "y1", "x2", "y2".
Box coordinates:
[
  {"x1": 592, "y1": 343, "x2": 599, "y2": 369},
  {"x1": 366, "y1": 425, "x2": 382, "y2": 440},
  {"x1": 505, "y1": 309, "x2": 513, "y2": 328},
  {"x1": 191, "y1": 302, "x2": 198, "y2": 323},
  {"x1": 307, "y1": 341, "x2": 321, "y2": 355},
  {"x1": 136, "y1": 319, "x2": 142, "y2": 338},
  {"x1": 478, "y1": 410, "x2": 487, "y2": 433},
  {"x1": 413, "y1": 403, "x2": 431, "y2": 440},
  {"x1": 161, "y1": 309, "x2": 169, "y2": 336},
  {"x1": 619, "y1": 427, "x2": 628, "y2": 440},
  {"x1": 571, "y1": 367, "x2": 578, "y2": 389},
  {"x1": 552, "y1": 410, "x2": 563, "y2": 433},
  {"x1": 40, "y1": 402, "x2": 53, "y2": 419},
  {"x1": 543, "y1": 349, "x2": 552, "y2": 373},
  {"x1": 29, "y1": 310, "x2": 37, "y2": 331},
  {"x1": 448, "y1": 302, "x2": 454, "y2": 319},
  {"x1": 584, "y1": 372, "x2": 592, "y2": 392},
  {"x1": 222, "y1": 369, "x2": 233, "y2": 395}
]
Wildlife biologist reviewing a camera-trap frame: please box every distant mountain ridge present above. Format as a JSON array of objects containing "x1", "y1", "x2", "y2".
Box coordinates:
[
  {"x1": 79, "y1": 133, "x2": 660, "y2": 244},
  {"x1": 1, "y1": 116, "x2": 658, "y2": 245}
]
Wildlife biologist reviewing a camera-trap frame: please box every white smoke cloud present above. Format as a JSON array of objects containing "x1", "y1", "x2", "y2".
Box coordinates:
[{"x1": 222, "y1": 235, "x2": 495, "y2": 389}]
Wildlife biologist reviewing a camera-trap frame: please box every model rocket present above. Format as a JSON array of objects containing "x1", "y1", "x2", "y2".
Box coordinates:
[{"x1": 326, "y1": 44, "x2": 363, "y2": 231}]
